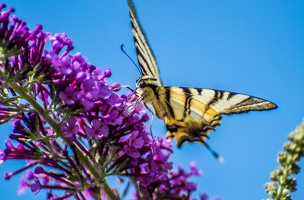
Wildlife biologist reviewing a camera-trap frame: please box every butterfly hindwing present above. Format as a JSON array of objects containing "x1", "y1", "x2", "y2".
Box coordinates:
[{"x1": 157, "y1": 87, "x2": 277, "y2": 147}]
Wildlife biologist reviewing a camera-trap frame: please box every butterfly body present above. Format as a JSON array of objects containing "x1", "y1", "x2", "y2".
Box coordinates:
[
  {"x1": 136, "y1": 76, "x2": 167, "y2": 119},
  {"x1": 128, "y1": 0, "x2": 277, "y2": 149}
]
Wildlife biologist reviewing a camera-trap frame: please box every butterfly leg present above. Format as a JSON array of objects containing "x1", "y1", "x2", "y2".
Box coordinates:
[
  {"x1": 125, "y1": 96, "x2": 143, "y2": 117},
  {"x1": 120, "y1": 85, "x2": 142, "y2": 114},
  {"x1": 118, "y1": 85, "x2": 136, "y2": 94},
  {"x1": 120, "y1": 85, "x2": 156, "y2": 141},
  {"x1": 127, "y1": 98, "x2": 156, "y2": 141}
]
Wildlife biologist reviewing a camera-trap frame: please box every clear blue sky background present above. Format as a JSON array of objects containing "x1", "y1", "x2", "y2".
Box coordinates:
[{"x1": 1, "y1": 0, "x2": 304, "y2": 199}]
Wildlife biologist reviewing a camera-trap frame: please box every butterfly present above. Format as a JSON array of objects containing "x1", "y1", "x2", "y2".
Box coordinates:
[{"x1": 127, "y1": 0, "x2": 277, "y2": 157}]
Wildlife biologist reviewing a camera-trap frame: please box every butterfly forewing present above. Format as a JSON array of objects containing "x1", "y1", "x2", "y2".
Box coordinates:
[{"x1": 128, "y1": 0, "x2": 162, "y2": 85}]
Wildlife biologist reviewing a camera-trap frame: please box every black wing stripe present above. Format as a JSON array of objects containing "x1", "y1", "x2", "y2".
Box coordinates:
[
  {"x1": 230, "y1": 96, "x2": 255, "y2": 108},
  {"x1": 128, "y1": 0, "x2": 162, "y2": 85},
  {"x1": 208, "y1": 90, "x2": 224, "y2": 106},
  {"x1": 166, "y1": 87, "x2": 175, "y2": 119},
  {"x1": 131, "y1": 24, "x2": 153, "y2": 76},
  {"x1": 197, "y1": 88, "x2": 203, "y2": 95},
  {"x1": 183, "y1": 88, "x2": 192, "y2": 118},
  {"x1": 136, "y1": 47, "x2": 150, "y2": 75},
  {"x1": 226, "y1": 92, "x2": 237, "y2": 100}
]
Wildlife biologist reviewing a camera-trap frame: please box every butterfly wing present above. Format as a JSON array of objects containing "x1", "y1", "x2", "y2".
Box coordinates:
[
  {"x1": 157, "y1": 86, "x2": 277, "y2": 147},
  {"x1": 128, "y1": 0, "x2": 162, "y2": 85},
  {"x1": 127, "y1": 0, "x2": 278, "y2": 152}
]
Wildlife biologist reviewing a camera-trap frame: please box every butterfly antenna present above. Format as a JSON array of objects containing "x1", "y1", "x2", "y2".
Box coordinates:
[
  {"x1": 121, "y1": 44, "x2": 141, "y2": 75},
  {"x1": 204, "y1": 142, "x2": 224, "y2": 162}
]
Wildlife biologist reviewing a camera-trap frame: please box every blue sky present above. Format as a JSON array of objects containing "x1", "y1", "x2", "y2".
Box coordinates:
[{"x1": 1, "y1": 0, "x2": 304, "y2": 199}]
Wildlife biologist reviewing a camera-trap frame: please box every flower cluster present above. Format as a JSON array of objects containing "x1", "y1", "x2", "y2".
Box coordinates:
[
  {"x1": 265, "y1": 121, "x2": 304, "y2": 200},
  {"x1": 0, "y1": 3, "x2": 210, "y2": 200},
  {"x1": 133, "y1": 162, "x2": 202, "y2": 199}
]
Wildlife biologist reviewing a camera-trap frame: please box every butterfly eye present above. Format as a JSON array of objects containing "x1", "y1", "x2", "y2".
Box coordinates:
[{"x1": 139, "y1": 82, "x2": 146, "y2": 88}]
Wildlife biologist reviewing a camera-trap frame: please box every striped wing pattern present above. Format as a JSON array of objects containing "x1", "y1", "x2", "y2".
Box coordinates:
[
  {"x1": 156, "y1": 87, "x2": 277, "y2": 147},
  {"x1": 128, "y1": 0, "x2": 162, "y2": 85},
  {"x1": 127, "y1": 0, "x2": 277, "y2": 150}
]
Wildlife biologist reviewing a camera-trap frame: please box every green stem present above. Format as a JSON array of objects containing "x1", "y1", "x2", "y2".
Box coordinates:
[
  {"x1": 9, "y1": 82, "x2": 60, "y2": 133},
  {"x1": 103, "y1": 181, "x2": 119, "y2": 200},
  {"x1": 9, "y1": 82, "x2": 117, "y2": 199},
  {"x1": 276, "y1": 169, "x2": 290, "y2": 199}
]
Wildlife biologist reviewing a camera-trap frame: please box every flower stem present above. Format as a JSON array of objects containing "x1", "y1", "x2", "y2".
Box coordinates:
[{"x1": 103, "y1": 181, "x2": 119, "y2": 200}]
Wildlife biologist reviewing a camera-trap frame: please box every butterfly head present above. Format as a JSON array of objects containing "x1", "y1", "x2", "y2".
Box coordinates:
[
  {"x1": 135, "y1": 76, "x2": 161, "y2": 102},
  {"x1": 136, "y1": 76, "x2": 160, "y2": 88}
]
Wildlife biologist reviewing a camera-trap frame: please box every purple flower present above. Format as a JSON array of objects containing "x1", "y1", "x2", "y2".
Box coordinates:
[
  {"x1": 103, "y1": 68, "x2": 112, "y2": 78},
  {"x1": 46, "y1": 52, "x2": 73, "y2": 74},
  {"x1": 0, "y1": 149, "x2": 7, "y2": 164},
  {"x1": 123, "y1": 145, "x2": 140, "y2": 158},
  {"x1": 86, "y1": 119, "x2": 109, "y2": 139},
  {"x1": 98, "y1": 84, "x2": 110, "y2": 99},
  {"x1": 81, "y1": 79, "x2": 99, "y2": 100},
  {"x1": 107, "y1": 109, "x2": 124, "y2": 125},
  {"x1": 50, "y1": 33, "x2": 74, "y2": 53},
  {"x1": 111, "y1": 82, "x2": 121, "y2": 91},
  {"x1": 190, "y1": 161, "x2": 202, "y2": 176},
  {"x1": 60, "y1": 118, "x2": 79, "y2": 139},
  {"x1": 18, "y1": 177, "x2": 28, "y2": 195},
  {"x1": 129, "y1": 131, "x2": 144, "y2": 148},
  {"x1": 0, "y1": 4, "x2": 209, "y2": 200},
  {"x1": 30, "y1": 178, "x2": 41, "y2": 194},
  {"x1": 59, "y1": 86, "x2": 80, "y2": 105},
  {"x1": 132, "y1": 162, "x2": 202, "y2": 199},
  {"x1": 200, "y1": 194, "x2": 209, "y2": 200}
]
